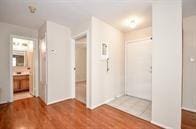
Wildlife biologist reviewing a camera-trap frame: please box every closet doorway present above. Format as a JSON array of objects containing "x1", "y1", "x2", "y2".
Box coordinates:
[{"x1": 74, "y1": 34, "x2": 87, "y2": 104}]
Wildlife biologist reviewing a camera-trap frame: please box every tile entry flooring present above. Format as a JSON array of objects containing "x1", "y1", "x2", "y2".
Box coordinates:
[{"x1": 107, "y1": 95, "x2": 151, "y2": 121}]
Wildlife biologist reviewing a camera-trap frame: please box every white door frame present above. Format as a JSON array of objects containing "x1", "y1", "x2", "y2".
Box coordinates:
[
  {"x1": 9, "y1": 35, "x2": 38, "y2": 102},
  {"x1": 125, "y1": 37, "x2": 152, "y2": 96},
  {"x1": 38, "y1": 33, "x2": 48, "y2": 104},
  {"x1": 72, "y1": 30, "x2": 90, "y2": 108}
]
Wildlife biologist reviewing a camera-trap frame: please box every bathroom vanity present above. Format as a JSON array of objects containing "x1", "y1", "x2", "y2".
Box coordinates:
[{"x1": 13, "y1": 74, "x2": 29, "y2": 93}]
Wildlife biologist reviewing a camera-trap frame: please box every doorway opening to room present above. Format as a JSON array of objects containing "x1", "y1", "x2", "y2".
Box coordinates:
[
  {"x1": 72, "y1": 31, "x2": 90, "y2": 107},
  {"x1": 108, "y1": 37, "x2": 152, "y2": 121},
  {"x1": 74, "y1": 34, "x2": 87, "y2": 104},
  {"x1": 10, "y1": 35, "x2": 37, "y2": 102}
]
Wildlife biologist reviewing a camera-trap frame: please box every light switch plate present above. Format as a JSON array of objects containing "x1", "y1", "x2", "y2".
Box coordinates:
[{"x1": 190, "y1": 57, "x2": 195, "y2": 62}]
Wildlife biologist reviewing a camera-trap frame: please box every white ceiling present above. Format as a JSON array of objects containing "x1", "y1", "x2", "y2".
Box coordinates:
[{"x1": 0, "y1": 0, "x2": 196, "y2": 33}]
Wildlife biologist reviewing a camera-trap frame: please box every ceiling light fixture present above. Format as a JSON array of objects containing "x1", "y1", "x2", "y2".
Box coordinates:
[
  {"x1": 28, "y1": 5, "x2": 37, "y2": 13},
  {"x1": 123, "y1": 16, "x2": 142, "y2": 29},
  {"x1": 129, "y1": 19, "x2": 137, "y2": 29}
]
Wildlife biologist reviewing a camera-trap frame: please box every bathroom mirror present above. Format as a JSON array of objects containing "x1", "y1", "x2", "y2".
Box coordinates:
[{"x1": 12, "y1": 51, "x2": 26, "y2": 67}]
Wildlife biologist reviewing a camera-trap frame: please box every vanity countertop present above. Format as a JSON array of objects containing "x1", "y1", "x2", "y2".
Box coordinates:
[{"x1": 13, "y1": 72, "x2": 30, "y2": 76}]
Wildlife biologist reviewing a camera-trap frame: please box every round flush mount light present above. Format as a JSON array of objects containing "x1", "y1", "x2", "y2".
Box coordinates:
[
  {"x1": 28, "y1": 5, "x2": 37, "y2": 13},
  {"x1": 129, "y1": 19, "x2": 137, "y2": 29},
  {"x1": 123, "y1": 16, "x2": 142, "y2": 29}
]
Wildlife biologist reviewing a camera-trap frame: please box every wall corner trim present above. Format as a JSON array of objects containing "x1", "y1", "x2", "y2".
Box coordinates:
[
  {"x1": 89, "y1": 93, "x2": 125, "y2": 110},
  {"x1": 0, "y1": 100, "x2": 9, "y2": 105},
  {"x1": 46, "y1": 97, "x2": 73, "y2": 105}
]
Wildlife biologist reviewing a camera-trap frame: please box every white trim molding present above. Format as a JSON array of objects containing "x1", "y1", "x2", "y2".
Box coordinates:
[
  {"x1": 151, "y1": 121, "x2": 173, "y2": 129},
  {"x1": 126, "y1": 36, "x2": 152, "y2": 44},
  {"x1": 89, "y1": 93, "x2": 125, "y2": 110},
  {"x1": 0, "y1": 101, "x2": 9, "y2": 105},
  {"x1": 46, "y1": 97, "x2": 73, "y2": 105}
]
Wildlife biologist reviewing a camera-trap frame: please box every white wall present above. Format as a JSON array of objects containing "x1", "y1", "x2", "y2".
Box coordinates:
[
  {"x1": 124, "y1": 27, "x2": 152, "y2": 41},
  {"x1": 46, "y1": 21, "x2": 72, "y2": 104},
  {"x1": 90, "y1": 17, "x2": 124, "y2": 108},
  {"x1": 182, "y1": 15, "x2": 196, "y2": 111},
  {"x1": 0, "y1": 22, "x2": 37, "y2": 104},
  {"x1": 71, "y1": 21, "x2": 91, "y2": 37},
  {"x1": 152, "y1": 1, "x2": 182, "y2": 129}
]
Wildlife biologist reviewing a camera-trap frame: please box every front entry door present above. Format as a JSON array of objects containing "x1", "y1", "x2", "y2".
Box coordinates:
[{"x1": 126, "y1": 39, "x2": 152, "y2": 100}]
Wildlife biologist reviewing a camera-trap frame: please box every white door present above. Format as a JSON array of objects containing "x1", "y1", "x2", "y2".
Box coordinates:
[
  {"x1": 126, "y1": 39, "x2": 152, "y2": 101},
  {"x1": 39, "y1": 35, "x2": 47, "y2": 103}
]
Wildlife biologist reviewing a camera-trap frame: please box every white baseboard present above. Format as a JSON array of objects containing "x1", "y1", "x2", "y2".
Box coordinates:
[
  {"x1": 151, "y1": 121, "x2": 173, "y2": 129},
  {"x1": 126, "y1": 92, "x2": 151, "y2": 101},
  {"x1": 104, "y1": 93, "x2": 125, "y2": 104},
  {"x1": 0, "y1": 100, "x2": 9, "y2": 105},
  {"x1": 89, "y1": 93, "x2": 125, "y2": 109},
  {"x1": 89, "y1": 102, "x2": 104, "y2": 110},
  {"x1": 47, "y1": 97, "x2": 73, "y2": 105},
  {"x1": 182, "y1": 107, "x2": 196, "y2": 113},
  {"x1": 116, "y1": 93, "x2": 125, "y2": 98},
  {"x1": 104, "y1": 97, "x2": 115, "y2": 104}
]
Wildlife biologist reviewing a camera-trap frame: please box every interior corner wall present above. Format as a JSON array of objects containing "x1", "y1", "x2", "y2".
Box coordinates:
[
  {"x1": 152, "y1": 1, "x2": 182, "y2": 129},
  {"x1": 90, "y1": 17, "x2": 125, "y2": 108},
  {"x1": 0, "y1": 22, "x2": 38, "y2": 104},
  {"x1": 182, "y1": 15, "x2": 196, "y2": 111},
  {"x1": 38, "y1": 22, "x2": 46, "y2": 40},
  {"x1": 71, "y1": 21, "x2": 91, "y2": 37},
  {"x1": 46, "y1": 21, "x2": 72, "y2": 104}
]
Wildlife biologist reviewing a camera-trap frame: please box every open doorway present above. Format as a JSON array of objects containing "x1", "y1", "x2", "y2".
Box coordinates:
[
  {"x1": 10, "y1": 35, "x2": 37, "y2": 101},
  {"x1": 75, "y1": 35, "x2": 87, "y2": 104}
]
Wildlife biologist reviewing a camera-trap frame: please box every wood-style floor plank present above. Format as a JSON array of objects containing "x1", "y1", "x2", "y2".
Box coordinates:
[
  {"x1": 182, "y1": 110, "x2": 196, "y2": 129},
  {"x1": 0, "y1": 97, "x2": 194, "y2": 129}
]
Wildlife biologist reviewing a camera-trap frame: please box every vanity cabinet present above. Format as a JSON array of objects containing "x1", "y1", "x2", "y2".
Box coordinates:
[{"x1": 13, "y1": 75, "x2": 29, "y2": 93}]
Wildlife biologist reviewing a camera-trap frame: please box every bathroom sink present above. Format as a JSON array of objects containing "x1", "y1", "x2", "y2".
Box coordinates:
[{"x1": 16, "y1": 72, "x2": 22, "y2": 74}]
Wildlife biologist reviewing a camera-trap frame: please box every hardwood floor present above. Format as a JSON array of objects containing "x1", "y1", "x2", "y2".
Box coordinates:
[
  {"x1": 0, "y1": 97, "x2": 195, "y2": 129},
  {"x1": 182, "y1": 110, "x2": 196, "y2": 129},
  {"x1": 0, "y1": 97, "x2": 160, "y2": 129}
]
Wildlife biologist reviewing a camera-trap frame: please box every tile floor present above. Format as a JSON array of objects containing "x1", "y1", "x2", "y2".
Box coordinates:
[
  {"x1": 14, "y1": 91, "x2": 33, "y2": 101},
  {"x1": 107, "y1": 95, "x2": 151, "y2": 121},
  {"x1": 75, "y1": 81, "x2": 86, "y2": 104}
]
